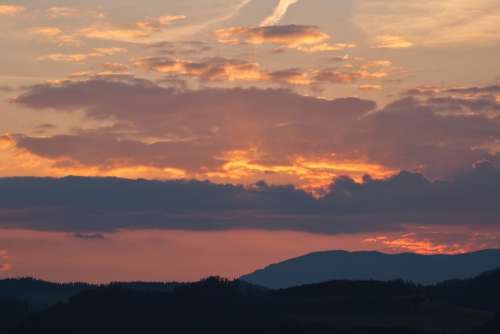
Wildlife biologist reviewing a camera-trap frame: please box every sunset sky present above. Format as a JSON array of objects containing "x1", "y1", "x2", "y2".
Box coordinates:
[{"x1": 1, "y1": 0, "x2": 500, "y2": 282}]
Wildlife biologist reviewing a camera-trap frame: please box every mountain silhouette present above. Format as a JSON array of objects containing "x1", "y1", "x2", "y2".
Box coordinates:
[{"x1": 240, "y1": 249, "x2": 500, "y2": 288}]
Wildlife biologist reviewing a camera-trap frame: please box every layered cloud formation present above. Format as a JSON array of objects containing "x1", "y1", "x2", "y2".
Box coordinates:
[{"x1": 9, "y1": 77, "x2": 499, "y2": 189}]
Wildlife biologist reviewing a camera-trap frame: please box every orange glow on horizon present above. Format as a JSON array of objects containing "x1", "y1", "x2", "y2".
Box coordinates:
[
  {"x1": 363, "y1": 226, "x2": 500, "y2": 255},
  {"x1": 364, "y1": 236, "x2": 468, "y2": 255},
  {"x1": 0, "y1": 249, "x2": 12, "y2": 273},
  {"x1": 1, "y1": 137, "x2": 396, "y2": 193}
]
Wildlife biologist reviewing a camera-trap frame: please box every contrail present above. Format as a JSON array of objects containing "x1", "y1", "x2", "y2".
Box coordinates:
[{"x1": 260, "y1": 0, "x2": 299, "y2": 26}]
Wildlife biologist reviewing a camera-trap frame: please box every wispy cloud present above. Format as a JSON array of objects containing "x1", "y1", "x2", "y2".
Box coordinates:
[
  {"x1": 81, "y1": 15, "x2": 186, "y2": 42},
  {"x1": 47, "y1": 6, "x2": 106, "y2": 19},
  {"x1": 148, "y1": 0, "x2": 252, "y2": 40},
  {"x1": 374, "y1": 35, "x2": 413, "y2": 49},
  {"x1": 38, "y1": 48, "x2": 127, "y2": 63},
  {"x1": 29, "y1": 26, "x2": 80, "y2": 46},
  {"x1": 355, "y1": 0, "x2": 500, "y2": 47}
]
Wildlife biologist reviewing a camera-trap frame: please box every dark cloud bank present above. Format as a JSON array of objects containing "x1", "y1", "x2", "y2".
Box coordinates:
[{"x1": 0, "y1": 162, "x2": 498, "y2": 234}]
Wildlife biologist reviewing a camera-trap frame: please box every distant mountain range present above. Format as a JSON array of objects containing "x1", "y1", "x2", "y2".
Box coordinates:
[{"x1": 240, "y1": 250, "x2": 500, "y2": 289}]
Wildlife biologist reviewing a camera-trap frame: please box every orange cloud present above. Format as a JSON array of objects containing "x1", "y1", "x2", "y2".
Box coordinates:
[
  {"x1": 374, "y1": 35, "x2": 413, "y2": 49},
  {"x1": 134, "y1": 57, "x2": 268, "y2": 82},
  {"x1": 0, "y1": 4, "x2": 25, "y2": 16},
  {"x1": 269, "y1": 68, "x2": 313, "y2": 85},
  {"x1": 92, "y1": 47, "x2": 128, "y2": 56},
  {"x1": 38, "y1": 54, "x2": 92, "y2": 63},
  {"x1": 215, "y1": 25, "x2": 355, "y2": 53},
  {"x1": 135, "y1": 56, "x2": 387, "y2": 87},
  {"x1": 30, "y1": 26, "x2": 62, "y2": 36},
  {"x1": 361, "y1": 60, "x2": 393, "y2": 68},
  {"x1": 312, "y1": 68, "x2": 387, "y2": 84}
]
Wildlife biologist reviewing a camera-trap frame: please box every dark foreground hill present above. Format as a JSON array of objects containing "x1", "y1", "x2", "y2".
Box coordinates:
[
  {"x1": 0, "y1": 278, "x2": 92, "y2": 310},
  {"x1": 1, "y1": 269, "x2": 500, "y2": 334},
  {"x1": 0, "y1": 278, "x2": 183, "y2": 310},
  {"x1": 240, "y1": 250, "x2": 500, "y2": 288}
]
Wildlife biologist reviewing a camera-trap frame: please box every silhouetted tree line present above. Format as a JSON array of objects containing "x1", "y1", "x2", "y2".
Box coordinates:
[{"x1": 1, "y1": 271, "x2": 499, "y2": 334}]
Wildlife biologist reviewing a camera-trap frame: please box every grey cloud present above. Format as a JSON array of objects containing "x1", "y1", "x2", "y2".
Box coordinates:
[
  {"x1": 73, "y1": 233, "x2": 105, "y2": 240},
  {"x1": 149, "y1": 41, "x2": 213, "y2": 56},
  {"x1": 444, "y1": 85, "x2": 500, "y2": 95}
]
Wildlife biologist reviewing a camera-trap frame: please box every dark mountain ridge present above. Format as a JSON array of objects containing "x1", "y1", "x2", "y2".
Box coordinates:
[{"x1": 240, "y1": 249, "x2": 500, "y2": 288}]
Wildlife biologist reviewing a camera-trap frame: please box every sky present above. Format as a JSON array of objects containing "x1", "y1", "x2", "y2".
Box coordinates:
[{"x1": 0, "y1": 0, "x2": 500, "y2": 282}]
